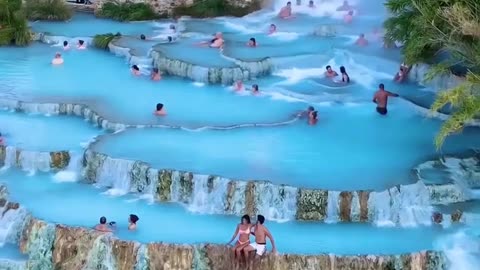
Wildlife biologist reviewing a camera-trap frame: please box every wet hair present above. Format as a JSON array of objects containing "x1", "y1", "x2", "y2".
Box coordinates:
[
  {"x1": 257, "y1": 215, "x2": 265, "y2": 224},
  {"x1": 249, "y1": 38, "x2": 256, "y2": 46},
  {"x1": 379, "y1": 83, "x2": 385, "y2": 89},
  {"x1": 132, "y1": 65, "x2": 139, "y2": 71},
  {"x1": 308, "y1": 106, "x2": 314, "y2": 111},
  {"x1": 252, "y1": 84, "x2": 259, "y2": 91},
  {"x1": 241, "y1": 215, "x2": 251, "y2": 224},
  {"x1": 156, "y1": 103, "x2": 164, "y2": 111},
  {"x1": 326, "y1": 65, "x2": 331, "y2": 70},
  {"x1": 78, "y1": 40, "x2": 84, "y2": 45},
  {"x1": 340, "y1": 66, "x2": 350, "y2": 82},
  {"x1": 312, "y1": 111, "x2": 318, "y2": 119},
  {"x1": 129, "y1": 214, "x2": 139, "y2": 224},
  {"x1": 167, "y1": 36, "x2": 173, "y2": 42},
  {"x1": 152, "y1": 68, "x2": 159, "y2": 74},
  {"x1": 100, "y1": 216, "x2": 107, "y2": 224},
  {"x1": 63, "y1": 41, "x2": 68, "y2": 46},
  {"x1": 140, "y1": 34, "x2": 146, "y2": 40},
  {"x1": 287, "y1": 1, "x2": 291, "y2": 5}
]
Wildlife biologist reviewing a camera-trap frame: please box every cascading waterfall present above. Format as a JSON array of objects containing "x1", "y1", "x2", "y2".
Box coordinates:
[
  {"x1": 96, "y1": 157, "x2": 134, "y2": 196},
  {"x1": 17, "y1": 102, "x2": 61, "y2": 115},
  {"x1": 83, "y1": 235, "x2": 116, "y2": 270},
  {"x1": 138, "y1": 168, "x2": 159, "y2": 203},
  {"x1": 0, "y1": 205, "x2": 29, "y2": 246},
  {"x1": 2, "y1": 146, "x2": 50, "y2": 174},
  {"x1": 134, "y1": 244, "x2": 149, "y2": 270},
  {"x1": 187, "y1": 175, "x2": 229, "y2": 214},
  {"x1": 224, "y1": 181, "x2": 247, "y2": 216},
  {"x1": 325, "y1": 191, "x2": 340, "y2": 223},
  {"x1": 253, "y1": 182, "x2": 298, "y2": 222},
  {"x1": 53, "y1": 151, "x2": 82, "y2": 183}
]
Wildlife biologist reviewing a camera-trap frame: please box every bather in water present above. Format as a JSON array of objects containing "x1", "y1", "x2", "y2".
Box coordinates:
[
  {"x1": 131, "y1": 65, "x2": 140, "y2": 76},
  {"x1": 373, "y1": 83, "x2": 399, "y2": 115},
  {"x1": 153, "y1": 103, "x2": 167, "y2": 116},
  {"x1": 325, "y1": 65, "x2": 338, "y2": 78},
  {"x1": 251, "y1": 84, "x2": 260, "y2": 95},
  {"x1": 51, "y1": 53, "x2": 64, "y2": 65},
  {"x1": 338, "y1": 66, "x2": 350, "y2": 83},
  {"x1": 151, "y1": 68, "x2": 161, "y2": 81},
  {"x1": 198, "y1": 32, "x2": 224, "y2": 48},
  {"x1": 247, "y1": 38, "x2": 257, "y2": 47},
  {"x1": 309, "y1": 111, "x2": 318, "y2": 125},
  {"x1": 297, "y1": 106, "x2": 315, "y2": 118},
  {"x1": 268, "y1": 24, "x2": 277, "y2": 35},
  {"x1": 355, "y1": 34, "x2": 368, "y2": 46},
  {"x1": 63, "y1": 40, "x2": 70, "y2": 50},
  {"x1": 234, "y1": 80, "x2": 244, "y2": 91},
  {"x1": 227, "y1": 215, "x2": 253, "y2": 267},
  {"x1": 278, "y1": 2, "x2": 294, "y2": 19},
  {"x1": 308, "y1": 0, "x2": 315, "y2": 8},
  {"x1": 77, "y1": 39, "x2": 86, "y2": 50},
  {"x1": 128, "y1": 214, "x2": 139, "y2": 231},
  {"x1": 344, "y1": 10, "x2": 354, "y2": 24},
  {"x1": 95, "y1": 216, "x2": 114, "y2": 232}
]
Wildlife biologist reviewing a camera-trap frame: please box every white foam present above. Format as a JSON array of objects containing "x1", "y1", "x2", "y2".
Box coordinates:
[
  {"x1": 269, "y1": 31, "x2": 301, "y2": 41},
  {"x1": 223, "y1": 21, "x2": 262, "y2": 34},
  {"x1": 438, "y1": 231, "x2": 480, "y2": 270},
  {"x1": 192, "y1": 82, "x2": 205, "y2": 87},
  {"x1": 101, "y1": 188, "x2": 128, "y2": 197},
  {"x1": 274, "y1": 67, "x2": 324, "y2": 84},
  {"x1": 272, "y1": 0, "x2": 357, "y2": 19},
  {"x1": 52, "y1": 171, "x2": 78, "y2": 183}
]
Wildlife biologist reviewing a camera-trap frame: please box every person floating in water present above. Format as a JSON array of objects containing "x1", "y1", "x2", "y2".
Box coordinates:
[
  {"x1": 227, "y1": 215, "x2": 253, "y2": 267},
  {"x1": 268, "y1": 24, "x2": 277, "y2": 35},
  {"x1": 373, "y1": 83, "x2": 399, "y2": 115},
  {"x1": 151, "y1": 68, "x2": 161, "y2": 81},
  {"x1": 197, "y1": 32, "x2": 224, "y2": 49},
  {"x1": 278, "y1": 2, "x2": 294, "y2": 19},
  {"x1": 77, "y1": 39, "x2": 86, "y2": 50},
  {"x1": 52, "y1": 53, "x2": 64, "y2": 65},
  {"x1": 338, "y1": 66, "x2": 350, "y2": 83},
  {"x1": 355, "y1": 33, "x2": 368, "y2": 46},
  {"x1": 63, "y1": 41, "x2": 70, "y2": 50},
  {"x1": 309, "y1": 111, "x2": 318, "y2": 125},
  {"x1": 344, "y1": 10, "x2": 354, "y2": 24},
  {"x1": 247, "y1": 38, "x2": 257, "y2": 47},
  {"x1": 95, "y1": 216, "x2": 115, "y2": 232},
  {"x1": 234, "y1": 80, "x2": 244, "y2": 91},
  {"x1": 153, "y1": 103, "x2": 167, "y2": 116},
  {"x1": 251, "y1": 84, "x2": 260, "y2": 95},
  {"x1": 336, "y1": 0, "x2": 352, "y2": 11},
  {"x1": 242, "y1": 215, "x2": 276, "y2": 268},
  {"x1": 308, "y1": 0, "x2": 315, "y2": 8},
  {"x1": 131, "y1": 65, "x2": 140, "y2": 76},
  {"x1": 325, "y1": 65, "x2": 338, "y2": 78},
  {"x1": 128, "y1": 214, "x2": 139, "y2": 231}
]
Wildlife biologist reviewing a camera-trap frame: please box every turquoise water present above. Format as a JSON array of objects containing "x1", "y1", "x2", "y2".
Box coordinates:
[
  {"x1": 0, "y1": 169, "x2": 455, "y2": 255},
  {"x1": 0, "y1": 111, "x2": 101, "y2": 151},
  {"x1": 93, "y1": 102, "x2": 479, "y2": 190},
  {"x1": 0, "y1": 244, "x2": 27, "y2": 260}
]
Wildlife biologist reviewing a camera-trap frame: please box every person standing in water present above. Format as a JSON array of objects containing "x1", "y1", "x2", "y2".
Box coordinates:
[
  {"x1": 227, "y1": 215, "x2": 253, "y2": 267},
  {"x1": 242, "y1": 215, "x2": 276, "y2": 269},
  {"x1": 153, "y1": 103, "x2": 167, "y2": 116},
  {"x1": 278, "y1": 2, "x2": 293, "y2": 19},
  {"x1": 373, "y1": 83, "x2": 399, "y2": 115}
]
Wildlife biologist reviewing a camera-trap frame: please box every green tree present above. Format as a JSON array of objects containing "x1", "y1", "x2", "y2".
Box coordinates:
[
  {"x1": 0, "y1": 0, "x2": 31, "y2": 46},
  {"x1": 384, "y1": 0, "x2": 480, "y2": 149},
  {"x1": 25, "y1": 0, "x2": 72, "y2": 21}
]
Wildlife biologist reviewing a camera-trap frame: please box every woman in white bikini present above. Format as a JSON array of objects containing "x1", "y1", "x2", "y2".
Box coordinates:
[{"x1": 227, "y1": 215, "x2": 253, "y2": 266}]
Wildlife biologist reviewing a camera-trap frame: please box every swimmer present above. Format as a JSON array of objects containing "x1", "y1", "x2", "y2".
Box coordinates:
[
  {"x1": 324, "y1": 65, "x2": 338, "y2": 78},
  {"x1": 198, "y1": 32, "x2": 224, "y2": 48},
  {"x1": 308, "y1": 0, "x2": 315, "y2": 8},
  {"x1": 278, "y1": 2, "x2": 293, "y2": 19},
  {"x1": 151, "y1": 68, "x2": 161, "y2": 81},
  {"x1": 153, "y1": 103, "x2": 167, "y2": 116},
  {"x1": 373, "y1": 83, "x2": 399, "y2": 115},
  {"x1": 251, "y1": 84, "x2": 259, "y2": 95},
  {"x1": 51, "y1": 53, "x2": 64, "y2": 65},
  {"x1": 0, "y1": 132, "x2": 4, "y2": 145},
  {"x1": 131, "y1": 65, "x2": 140, "y2": 76},
  {"x1": 227, "y1": 215, "x2": 253, "y2": 267},
  {"x1": 344, "y1": 10, "x2": 354, "y2": 24},
  {"x1": 234, "y1": 80, "x2": 244, "y2": 91},
  {"x1": 298, "y1": 106, "x2": 314, "y2": 118},
  {"x1": 63, "y1": 40, "x2": 70, "y2": 50},
  {"x1": 242, "y1": 215, "x2": 277, "y2": 268},
  {"x1": 94, "y1": 216, "x2": 114, "y2": 232},
  {"x1": 268, "y1": 24, "x2": 277, "y2": 35},
  {"x1": 128, "y1": 214, "x2": 139, "y2": 231},
  {"x1": 336, "y1": 0, "x2": 352, "y2": 11},
  {"x1": 339, "y1": 66, "x2": 350, "y2": 83},
  {"x1": 355, "y1": 33, "x2": 368, "y2": 46},
  {"x1": 169, "y1": 24, "x2": 176, "y2": 33},
  {"x1": 140, "y1": 34, "x2": 147, "y2": 40},
  {"x1": 247, "y1": 38, "x2": 257, "y2": 47},
  {"x1": 77, "y1": 39, "x2": 86, "y2": 50},
  {"x1": 309, "y1": 111, "x2": 318, "y2": 125}
]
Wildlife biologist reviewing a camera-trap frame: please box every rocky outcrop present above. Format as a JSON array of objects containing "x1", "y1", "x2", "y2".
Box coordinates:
[
  {"x1": 408, "y1": 63, "x2": 464, "y2": 91},
  {"x1": 151, "y1": 49, "x2": 272, "y2": 85},
  {"x1": 296, "y1": 189, "x2": 328, "y2": 220},
  {"x1": 0, "y1": 146, "x2": 71, "y2": 172},
  {"x1": 18, "y1": 218, "x2": 448, "y2": 270}
]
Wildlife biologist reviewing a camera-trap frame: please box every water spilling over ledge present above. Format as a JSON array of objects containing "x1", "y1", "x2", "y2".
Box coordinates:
[{"x1": 0, "y1": 146, "x2": 70, "y2": 172}]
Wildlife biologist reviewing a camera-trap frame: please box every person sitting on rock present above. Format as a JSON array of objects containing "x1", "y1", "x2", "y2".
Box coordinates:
[
  {"x1": 128, "y1": 214, "x2": 139, "y2": 231},
  {"x1": 242, "y1": 215, "x2": 277, "y2": 268},
  {"x1": 278, "y1": 2, "x2": 294, "y2": 19},
  {"x1": 95, "y1": 216, "x2": 114, "y2": 232},
  {"x1": 355, "y1": 33, "x2": 368, "y2": 46},
  {"x1": 153, "y1": 103, "x2": 167, "y2": 116}
]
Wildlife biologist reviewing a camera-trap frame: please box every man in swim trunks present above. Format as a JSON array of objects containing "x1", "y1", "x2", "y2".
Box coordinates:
[
  {"x1": 210, "y1": 32, "x2": 224, "y2": 48},
  {"x1": 278, "y1": 2, "x2": 293, "y2": 19},
  {"x1": 242, "y1": 215, "x2": 276, "y2": 269},
  {"x1": 373, "y1": 83, "x2": 399, "y2": 115}
]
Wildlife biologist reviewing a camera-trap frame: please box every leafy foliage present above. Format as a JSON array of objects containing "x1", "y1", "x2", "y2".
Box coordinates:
[
  {"x1": 173, "y1": 0, "x2": 261, "y2": 18},
  {"x1": 97, "y1": 1, "x2": 160, "y2": 21},
  {"x1": 384, "y1": 0, "x2": 480, "y2": 148},
  {"x1": 0, "y1": 0, "x2": 31, "y2": 46},
  {"x1": 25, "y1": 0, "x2": 72, "y2": 21},
  {"x1": 93, "y1": 32, "x2": 121, "y2": 50}
]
